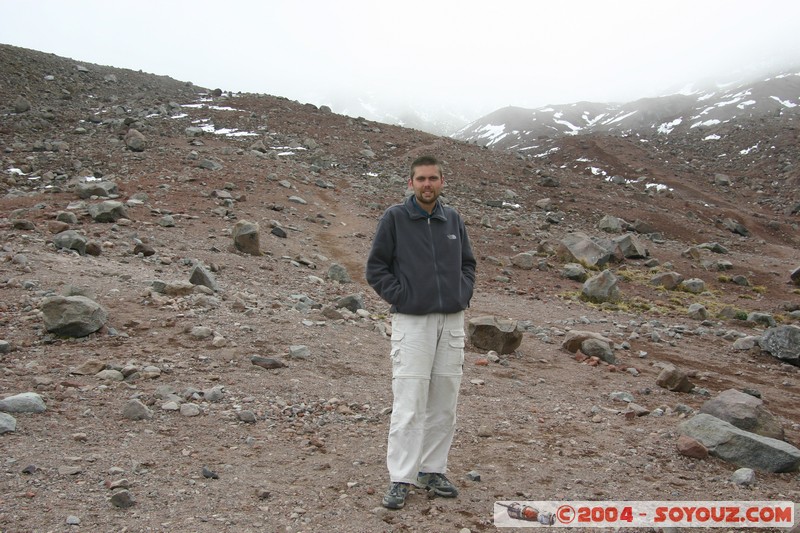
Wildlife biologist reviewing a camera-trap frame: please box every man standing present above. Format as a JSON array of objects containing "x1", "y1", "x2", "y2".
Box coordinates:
[{"x1": 366, "y1": 155, "x2": 476, "y2": 510}]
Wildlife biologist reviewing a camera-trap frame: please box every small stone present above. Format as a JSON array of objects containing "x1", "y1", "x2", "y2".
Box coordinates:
[
  {"x1": 676, "y1": 434, "x2": 708, "y2": 459},
  {"x1": 202, "y1": 466, "x2": 219, "y2": 479},
  {"x1": 731, "y1": 468, "x2": 756, "y2": 486},
  {"x1": 251, "y1": 356, "x2": 286, "y2": 369},
  {"x1": 237, "y1": 410, "x2": 257, "y2": 423},
  {"x1": 110, "y1": 490, "x2": 135, "y2": 508},
  {"x1": 0, "y1": 412, "x2": 17, "y2": 434},
  {"x1": 66, "y1": 515, "x2": 81, "y2": 526},
  {"x1": 466, "y1": 470, "x2": 481, "y2": 481},
  {"x1": 122, "y1": 399, "x2": 153, "y2": 421},
  {"x1": 288, "y1": 345, "x2": 310, "y2": 359},
  {"x1": 21, "y1": 464, "x2": 38, "y2": 474},
  {"x1": 180, "y1": 403, "x2": 201, "y2": 417},
  {"x1": 58, "y1": 465, "x2": 83, "y2": 476},
  {"x1": 108, "y1": 479, "x2": 130, "y2": 490}
]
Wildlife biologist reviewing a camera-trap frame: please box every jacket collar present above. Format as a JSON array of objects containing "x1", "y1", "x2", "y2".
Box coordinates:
[{"x1": 405, "y1": 195, "x2": 447, "y2": 221}]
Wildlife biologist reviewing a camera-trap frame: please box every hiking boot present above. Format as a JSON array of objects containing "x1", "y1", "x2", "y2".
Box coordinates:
[
  {"x1": 416, "y1": 472, "x2": 458, "y2": 497},
  {"x1": 382, "y1": 482, "x2": 410, "y2": 509}
]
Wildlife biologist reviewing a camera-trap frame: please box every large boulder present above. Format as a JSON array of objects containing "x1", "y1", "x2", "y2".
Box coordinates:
[
  {"x1": 597, "y1": 215, "x2": 626, "y2": 234},
  {"x1": 612, "y1": 233, "x2": 648, "y2": 259},
  {"x1": 581, "y1": 269, "x2": 620, "y2": 303},
  {"x1": 699, "y1": 389, "x2": 784, "y2": 440},
  {"x1": 468, "y1": 316, "x2": 523, "y2": 354},
  {"x1": 189, "y1": 264, "x2": 218, "y2": 292},
  {"x1": 53, "y1": 230, "x2": 87, "y2": 255},
  {"x1": 124, "y1": 129, "x2": 146, "y2": 151},
  {"x1": 232, "y1": 220, "x2": 261, "y2": 256},
  {"x1": 650, "y1": 271, "x2": 684, "y2": 290},
  {"x1": 41, "y1": 296, "x2": 108, "y2": 337},
  {"x1": 0, "y1": 392, "x2": 46, "y2": 413},
  {"x1": 656, "y1": 365, "x2": 694, "y2": 393},
  {"x1": 556, "y1": 233, "x2": 616, "y2": 268},
  {"x1": 88, "y1": 200, "x2": 128, "y2": 222},
  {"x1": 678, "y1": 414, "x2": 800, "y2": 473},
  {"x1": 791, "y1": 266, "x2": 800, "y2": 286},
  {"x1": 759, "y1": 325, "x2": 800, "y2": 367}
]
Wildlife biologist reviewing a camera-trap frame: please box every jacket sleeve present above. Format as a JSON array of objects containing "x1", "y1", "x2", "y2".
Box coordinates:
[
  {"x1": 365, "y1": 212, "x2": 404, "y2": 305},
  {"x1": 460, "y1": 217, "x2": 476, "y2": 289}
]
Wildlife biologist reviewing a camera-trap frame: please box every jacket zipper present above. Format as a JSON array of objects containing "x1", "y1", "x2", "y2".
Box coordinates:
[{"x1": 428, "y1": 217, "x2": 444, "y2": 310}]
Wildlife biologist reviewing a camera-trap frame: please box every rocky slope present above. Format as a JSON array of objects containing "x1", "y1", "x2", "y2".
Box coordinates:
[{"x1": 1, "y1": 44, "x2": 799, "y2": 532}]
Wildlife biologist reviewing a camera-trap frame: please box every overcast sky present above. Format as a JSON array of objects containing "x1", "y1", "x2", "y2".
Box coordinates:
[{"x1": 3, "y1": 0, "x2": 800, "y2": 127}]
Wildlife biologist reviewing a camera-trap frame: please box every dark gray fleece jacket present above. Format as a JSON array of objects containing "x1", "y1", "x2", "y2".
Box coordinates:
[{"x1": 366, "y1": 196, "x2": 476, "y2": 315}]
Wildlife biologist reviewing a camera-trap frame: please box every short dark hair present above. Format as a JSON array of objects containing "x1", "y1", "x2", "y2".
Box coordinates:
[{"x1": 410, "y1": 155, "x2": 443, "y2": 179}]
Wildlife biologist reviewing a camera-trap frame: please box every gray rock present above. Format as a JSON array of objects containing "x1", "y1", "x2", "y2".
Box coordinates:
[
  {"x1": 122, "y1": 400, "x2": 152, "y2": 420},
  {"x1": 561, "y1": 330, "x2": 614, "y2": 353},
  {"x1": 730, "y1": 468, "x2": 756, "y2": 486},
  {"x1": 656, "y1": 366, "x2": 694, "y2": 393},
  {"x1": 0, "y1": 392, "x2": 46, "y2": 414},
  {"x1": 158, "y1": 215, "x2": 176, "y2": 227},
  {"x1": 556, "y1": 233, "x2": 616, "y2": 268},
  {"x1": 232, "y1": 220, "x2": 261, "y2": 256},
  {"x1": 180, "y1": 403, "x2": 201, "y2": 417},
  {"x1": 613, "y1": 233, "x2": 648, "y2": 259},
  {"x1": 124, "y1": 129, "x2": 146, "y2": 151},
  {"x1": 288, "y1": 195, "x2": 307, "y2": 205},
  {"x1": 14, "y1": 95, "x2": 31, "y2": 113},
  {"x1": 327, "y1": 263, "x2": 351, "y2": 283},
  {"x1": 203, "y1": 386, "x2": 225, "y2": 402},
  {"x1": 791, "y1": 266, "x2": 800, "y2": 286},
  {"x1": 687, "y1": 303, "x2": 708, "y2": 320},
  {"x1": 41, "y1": 296, "x2": 108, "y2": 337},
  {"x1": 238, "y1": 410, "x2": 257, "y2": 423},
  {"x1": 747, "y1": 312, "x2": 776, "y2": 328},
  {"x1": 66, "y1": 516, "x2": 81, "y2": 525},
  {"x1": 678, "y1": 413, "x2": 800, "y2": 472},
  {"x1": 679, "y1": 278, "x2": 706, "y2": 294},
  {"x1": 0, "y1": 340, "x2": 10, "y2": 354},
  {"x1": 698, "y1": 242, "x2": 729, "y2": 254},
  {"x1": 714, "y1": 173, "x2": 732, "y2": 186},
  {"x1": 189, "y1": 326, "x2": 213, "y2": 339},
  {"x1": 581, "y1": 338, "x2": 615, "y2": 364},
  {"x1": 96, "y1": 369, "x2": 124, "y2": 381},
  {"x1": 164, "y1": 281, "x2": 195, "y2": 296},
  {"x1": 759, "y1": 325, "x2": 800, "y2": 366},
  {"x1": 189, "y1": 264, "x2": 218, "y2": 292},
  {"x1": 76, "y1": 181, "x2": 118, "y2": 199},
  {"x1": 336, "y1": 294, "x2": 364, "y2": 312},
  {"x1": 650, "y1": 271, "x2": 684, "y2": 290},
  {"x1": 288, "y1": 345, "x2": 310, "y2": 359},
  {"x1": 561, "y1": 263, "x2": 588, "y2": 282},
  {"x1": 723, "y1": 218, "x2": 749, "y2": 237},
  {"x1": 53, "y1": 230, "x2": 87, "y2": 255},
  {"x1": 88, "y1": 201, "x2": 128, "y2": 223},
  {"x1": 699, "y1": 389, "x2": 784, "y2": 440},
  {"x1": 597, "y1": 215, "x2": 625, "y2": 233},
  {"x1": 511, "y1": 252, "x2": 535, "y2": 270},
  {"x1": 632, "y1": 219, "x2": 655, "y2": 234},
  {"x1": 198, "y1": 159, "x2": 223, "y2": 171},
  {"x1": 110, "y1": 489, "x2": 136, "y2": 508},
  {"x1": 732, "y1": 336, "x2": 759, "y2": 351},
  {"x1": 251, "y1": 356, "x2": 286, "y2": 369},
  {"x1": 581, "y1": 269, "x2": 620, "y2": 303},
  {"x1": 56, "y1": 211, "x2": 79, "y2": 224},
  {"x1": 468, "y1": 316, "x2": 522, "y2": 354}
]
